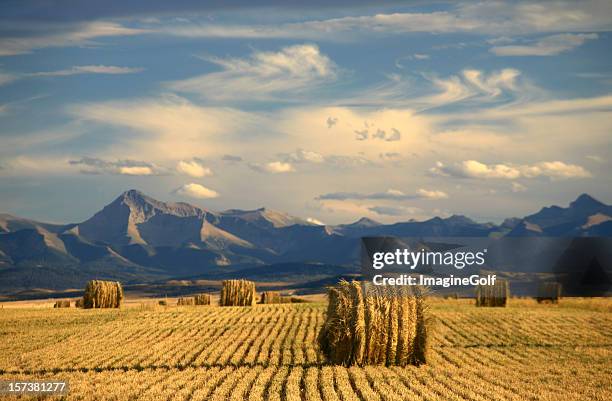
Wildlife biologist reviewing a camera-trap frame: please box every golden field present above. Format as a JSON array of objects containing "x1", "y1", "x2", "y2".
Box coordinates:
[{"x1": 0, "y1": 297, "x2": 610, "y2": 400}]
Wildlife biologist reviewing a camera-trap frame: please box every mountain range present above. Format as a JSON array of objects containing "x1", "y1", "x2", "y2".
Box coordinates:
[{"x1": 1, "y1": 190, "x2": 611, "y2": 294}]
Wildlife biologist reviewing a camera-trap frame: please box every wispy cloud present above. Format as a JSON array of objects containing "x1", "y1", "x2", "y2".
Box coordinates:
[
  {"x1": 69, "y1": 95, "x2": 264, "y2": 160},
  {"x1": 368, "y1": 205, "x2": 423, "y2": 217},
  {"x1": 0, "y1": 72, "x2": 18, "y2": 86},
  {"x1": 0, "y1": 21, "x2": 146, "y2": 56},
  {"x1": 166, "y1": 44, "x2": 337, "y2": 101},
  {"x1": 317, "y1": 188, "x2": 448, "y2": 201},
  {"x1": 68, "y1": 157, "x2": 162, "y2": 175},
  {"x1": 158, "y1": 2, "x2": 612, "y2": 40},
  {"x1": 29, "y1": 65, "x2": 143, "y2": 77},
  {"x1": 490, "y1": 33, "x2": 598, "y2": 56}
]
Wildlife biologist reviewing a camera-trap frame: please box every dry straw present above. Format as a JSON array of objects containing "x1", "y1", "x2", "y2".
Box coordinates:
[
  {"x1": 318, "y1": 280, "x2": 430, "y2": 366},
  {"x1": 83, "y1": 280, "x2": 124, "y2": 309},
  {"x1": 53, "y1": 300, "x2": 70, "y2": 308},
  {"x1": 537, "y1": 282, "x2": 562, "y2": 304},
  {"x1": 475, "y1": 279, "x2": 509, "y2": 307},
  {"x1": 194, "y1": 293, "x2": 211, "y2": 305},
  {"x1": 220, "y1": 279, "x2": 256, "y2": 306},
  {"x1": 261, "y1": 291, "x2": 282, "y2": 304}
]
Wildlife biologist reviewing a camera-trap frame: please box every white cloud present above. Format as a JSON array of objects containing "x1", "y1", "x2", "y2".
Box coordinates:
[
  {"x1": 166, "y1": 44, "x2": 337, "y2": 101},
  {"x1": 30, "y1": 65, "x2": 143, "y2": 77},
  {"x1": 511, "y1": 182, "x2": 528, "y2": 192},
  {"x1": 0, "y1": 72, "x2": 17, "y2": 86},
  {"x1": 280, "y1": 149, "x2": 325, "y2": 164},
  {"x1": 69, "y1": 95, "x2": 263, "y2": 160},
  {"x1": 357, "y1": 68, "x2": 526, "y2": 110},
  {"x1": 68, "y1": 157, "x2": 161, "y2": 175},
  {"x1": 264, "y1": 161, "x2": 295, "y2": 173},
  {"x1": 159, "y1": 2, "x2": 612, "y2": 39},
  {"x1": 491, "y1": 33, "x2": 598, "y2": 56},
  {"x1": 413, "y1": 53, "x2": 430, "y2": 60},
  {"x1": 531, "y1": 161, "x2": 592, "y2": 178},
  {"x1": 586, "y1": 155, "x2": 605, "y2": 163},
  {"x1": 431, "y1": 160, "x2": 591, "y2": 180},
  {"x1": 318, "y1": 188, "x2": 447, "y2": 201},
  {"x1": 175, "y1": 183, "x2": 219, "y2": 199},
  {"x1": 416, "y1": 188, "x2": 449, "y2": 199},
  {"x1": 0, "y1": 22, "x2": 146, "y2": 56},
  {"x1": 306, "y1": 217, "x2": 325, "y2": 225},
  {"x1": 118, "y1": 166, "x2": 153, "y2": 175},
  {"x1": 176, "y1": 160, "x2": 213, "y2": 178},
  {"x1": 423, "y1": 68, "x2": 522, "y2": 107}
]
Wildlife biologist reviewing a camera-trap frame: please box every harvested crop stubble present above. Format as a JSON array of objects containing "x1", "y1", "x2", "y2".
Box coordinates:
[
  {"x1": 318, "y1": 280, "x2": 429, "y2": 366},
  {"x1": 475, "y1": 279, "x2": 509, "y2": 307},
  {"x1": 53, "y1": 300, "x2": 70, "y2": 308},
  {"x1": 177, "y1": 297, "x2": 194, "y2": 306},
  {"x1": 537, "y1": 282, "x2": 562, "y2": 304},
  {"x1": 220, "y1": 279, "x2": 256, "y2": 306},
  {"x1": 82, "y1": 280, "x2": 123, "y2": 309},
  {"x1": 194, "y1": 294, "x2": 211, "y2": 305},
  {"x1": 261, "y1": 291, "x2": 281, "y2": 304}
]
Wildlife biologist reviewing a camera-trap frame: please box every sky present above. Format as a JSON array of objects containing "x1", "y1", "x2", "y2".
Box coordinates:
[{"x1": 0, "y1": 0, "x2": 611, "y2": 225}]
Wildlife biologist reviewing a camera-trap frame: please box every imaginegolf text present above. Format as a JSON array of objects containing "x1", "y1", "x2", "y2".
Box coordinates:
[{"x1": 372, "y1": 274, "x2": 497, "y2": 287}]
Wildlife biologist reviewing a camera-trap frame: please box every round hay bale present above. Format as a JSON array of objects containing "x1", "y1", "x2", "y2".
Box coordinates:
[
  {"x1": 475, "y1": 279, "x2": 510, "y2": 307},
  {"x1": 261, "y1": 291, "x2": 282, "y2": 304},
  {"x1": 318, "y1": 280, "x2": 429, "y2": 366},
  {"x1": 177, "y1": 297, "x2": 194, "y2": 306},
  {"x1": 83, "y1": 280, "x2": 124, "y2": 309},
  {"x1": 54, "y1": 300, "x2": 71, "y2": 308},
  {"x1": 220, "y1": 279, "x2": 256, "y2": 306}
]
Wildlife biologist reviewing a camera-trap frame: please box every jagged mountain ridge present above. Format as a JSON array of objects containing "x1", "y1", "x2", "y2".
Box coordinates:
[{"x1": 1, "y1": 190, "x2": 611, "y2": 292}]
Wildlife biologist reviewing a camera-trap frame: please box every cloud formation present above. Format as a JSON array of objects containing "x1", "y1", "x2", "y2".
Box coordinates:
[
  {"x1": 317, "y1": 188, "x2": 448, "y2": 201},
  {"x1": 159, "y1": 2, "x2": 612, "y2": 39},
  {"x1": 174, "y1": 183, "x2": 219, "y2": 199},
  {"x1": 30, "y1": 65, "x2": 143, "y2": 77},
  {"x1": 431, "y1": 160, "x2": 591, "y2": 180},
  {"x1": 176, "y1": 160, "x2": 212, "y2": 178},
  {"x1": 68, "y1": 157, "x2": 160, "y2": 175},
  {"x1": 491, "y1": 33, "x2": 598, "y2": 56},
  {"x1": 416, "y1": 188, "x2": 449, "y2": 199},
  {"x1": 249, "y1": 161, "x2": 295, "y2": 173},
  {"x1": 0, "y1": 21, "x2": 146, "y2": 56},
  {"x1": 166, "y1": 44, "x2": 337, "y2": 101}
]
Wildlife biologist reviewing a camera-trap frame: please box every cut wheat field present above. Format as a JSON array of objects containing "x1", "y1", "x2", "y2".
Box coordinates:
[{"x1": 0, "y1": 298, "x2": 610, "y2": 401}]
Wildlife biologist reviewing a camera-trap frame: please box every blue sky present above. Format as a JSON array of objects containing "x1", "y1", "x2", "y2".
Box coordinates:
[{"x1": 1, "y1": 0, "x2": 611, "y2": 224}]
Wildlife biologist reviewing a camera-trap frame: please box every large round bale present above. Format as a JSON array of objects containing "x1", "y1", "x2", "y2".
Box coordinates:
[
  {"x1": 220, "y1": 279, "x2": 256, "y2": 306},
  {"x1": 75, "y1": 298, "x2": 84, "y2": 308},
  {"x1": 193, "y1": 294, "x2": 211, "y2": 305},
  {"x1": 177, "y1": 297, "x2": 195, "y2": 306},
  {"x1": 82, "y1": 280, "x2": 124, "y2": 309},
  {"x1": 260, "y1": 291, "x2": 281, "y2": 304},
  {"x1": 53, "y1": 300, "x2": 71, "y2": 308},
  {"x1": 475, "y1": 279, "x2": 509, "y2": 307},
  {"x1": 318, "y1": 280, "x2": 429, "y2": 366},
  {"x1": 537, "y1": 282, "x2": 562, "y2": 304}
]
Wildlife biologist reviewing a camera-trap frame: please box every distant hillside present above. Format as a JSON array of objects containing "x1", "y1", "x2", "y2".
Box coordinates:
[{"x1": 1, "y1": 190, "x2": 610, "y2": 295}]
